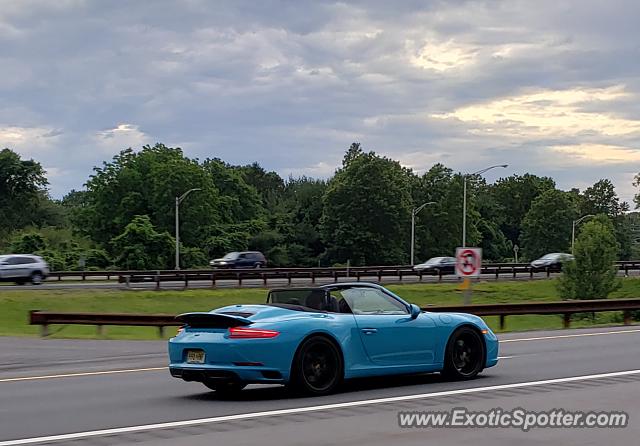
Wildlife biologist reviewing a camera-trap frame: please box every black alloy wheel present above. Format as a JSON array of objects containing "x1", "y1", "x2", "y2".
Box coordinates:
[
  {"x1": 291, "y1": 336, "x2": 343, "y2": 395},
  {"x1": 442, "y1": 326, "x2": 485, "y2": 380}
]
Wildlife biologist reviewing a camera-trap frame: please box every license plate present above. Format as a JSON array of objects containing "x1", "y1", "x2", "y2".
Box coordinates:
[{"x1": 186, "y1": 350, "x2": 205, "y2": 364}]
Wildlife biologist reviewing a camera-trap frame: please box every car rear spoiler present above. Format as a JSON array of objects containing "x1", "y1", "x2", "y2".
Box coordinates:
[{"x1": 175, "y1": 312, "x2": 252, "y2": 328}]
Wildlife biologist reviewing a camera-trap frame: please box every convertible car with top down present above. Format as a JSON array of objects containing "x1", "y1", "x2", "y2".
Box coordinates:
[{"x1": 168, "y1": 282, "x2": 499, "y2": 395}]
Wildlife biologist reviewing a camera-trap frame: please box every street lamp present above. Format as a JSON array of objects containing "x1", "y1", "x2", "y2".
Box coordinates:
[
  {"x1": 571, "y1": 214, "x2": 594, "y2": 254},
  {"x1": 462, "y1": 164, "x2": 508, "y2": 247},
  {"x1": 175, "y1": 188, "x2": 202, "y2": 270},
  {"x1": 411, "y1": 201, "x2": 436, "y2": 265}
]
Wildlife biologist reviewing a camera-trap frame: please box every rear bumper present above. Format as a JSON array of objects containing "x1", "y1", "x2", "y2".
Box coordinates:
[{"x1": 169, "y1": 364, "x2": 285, "y2": 384}]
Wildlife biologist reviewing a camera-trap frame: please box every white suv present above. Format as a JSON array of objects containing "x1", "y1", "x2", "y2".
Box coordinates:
[{"x1": 0, "y1": 254, "x2": 49, "y2": 285}]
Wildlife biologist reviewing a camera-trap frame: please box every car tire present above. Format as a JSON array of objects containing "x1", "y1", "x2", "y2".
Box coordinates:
[
  {"x1": 290, "y1": 336, "x2": 343, "y2": 396},
  {"x1": 441, "y1": 326, "x2": 485, "y2": 381},
  {"x1": 202, "y1": 380, "x2": 246, "y2": 396},
  {"x1": 30, "y1": 272, "x2": 44, "y2": 285},
  {"x1": 254, "y1": 262, "x2": 262, "y2": 269}
]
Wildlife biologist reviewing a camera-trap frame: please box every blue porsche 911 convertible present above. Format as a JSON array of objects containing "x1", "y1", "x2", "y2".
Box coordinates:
[{"x1": 168, "y1": 282, "x2": 499, "y2": 395}]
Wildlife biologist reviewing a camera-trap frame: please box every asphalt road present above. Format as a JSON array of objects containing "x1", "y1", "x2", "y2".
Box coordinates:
[
  {"x1": 0, "y1": 271, "x2": 564, "y2": 291},
  {"x1": 1, "y1": 325, "x2": 639, "y2": 445}
]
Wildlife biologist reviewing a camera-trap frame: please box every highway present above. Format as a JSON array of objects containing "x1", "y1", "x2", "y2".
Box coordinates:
[
  {"x1": 1, "y1": 326, "x2": 639, "y2": 445},
  {"x1": 0, "y1": 270, "x2": 565, "y2": 291}
]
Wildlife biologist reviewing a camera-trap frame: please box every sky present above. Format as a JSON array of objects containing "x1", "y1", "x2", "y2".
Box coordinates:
[{"x1": 1, "y1": 0, "x2": 639, "y2": 204}]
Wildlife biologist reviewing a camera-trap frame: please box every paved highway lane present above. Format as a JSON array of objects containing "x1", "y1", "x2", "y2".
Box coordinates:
[{"x1": 1, "y1": 326, "x2": 639, "y2": 445}]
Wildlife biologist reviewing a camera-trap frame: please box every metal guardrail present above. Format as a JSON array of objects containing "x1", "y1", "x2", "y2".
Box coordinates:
[
  {"x1": 29, "y1": 298, "x2": 640, "y2": 337},
  {"x1": 40, "y1": 261, "x2": 640, "y2": 289}
]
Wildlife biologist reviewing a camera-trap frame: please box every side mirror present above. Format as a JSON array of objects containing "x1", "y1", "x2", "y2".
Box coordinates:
[{"x1": 409, "y1": 304, "x2": 421, "y2": 319}]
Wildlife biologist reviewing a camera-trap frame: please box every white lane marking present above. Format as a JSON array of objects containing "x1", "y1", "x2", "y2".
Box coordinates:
[
  {"x1": 0, "y1": 367, "x2": 167, "y2": 383},
  {"x1": 500, "y1": 328, "x2": 640, "y2": 343},
  {"x1": 497, "y1": 355, "x2": 516, "y2": 359},
  {"x1": 1, "y1": 368, "x2": 639, "y2": 446}
]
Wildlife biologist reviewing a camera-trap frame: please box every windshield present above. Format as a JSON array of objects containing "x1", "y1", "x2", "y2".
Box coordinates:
[
  {"x1": 540, "y1": 254, "x2": 559, "y2": 260},
  {"x1": 338, "y1": 287, "x2": 408, "y2": 315},
  {"x1": 424, "y1": 257, "x2": 444, "y2": 265},
  {"x1": 222, "y1": 252, "x2": 239, "y2": 260}
]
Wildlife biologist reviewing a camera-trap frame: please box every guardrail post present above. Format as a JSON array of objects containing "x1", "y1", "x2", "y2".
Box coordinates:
[
  {"x1": 546, "y1": 267, "x2": 551, "y2": 278},
  {"x1": 356, "y1": 271, "x2": 361, "y2": 282},
  {"x1": 238, "y1": 273, "x2": 242, "y2": 287},
  {"x1": 438, "y1": 269, "x2": 443, "y2": 282},
  {"x1": 158, "y1": 326, "x2": 165, "y2": 338},
  {"x1": 399, "y1": 270, "x2": 403, "y2": 282},
  {"x1": 184, "y1": 274, "x2": 188, "y2": 289},
  {"x1": 333, "y1": 271, "x2": 338, "y2": 283},
  {"x1": 623, "y1": 310, "x2": 632, "y2": 325},
  {"x1": 495, "y1": 266, "x2": 500, "y2": 280},
  {"x1": 563, "y1": 313, "x2": 571, "y2": 329},
  {"x1": 40, "y1": 323, "x2": 49, "y2": 337},
  {"x1": 512, "y1": 267, "x2": 516, "y2": 278},
  {"x1": 311, "y1": 271, "x2": 315, "y2": 284},
  {"x1": 378, "y1": 269, "x2": 382, "y2": 282},
  {"x1": 418, "y1": 271, "x2": 423, "y2": 282},
  {"x1": 625, "y1": 266, "x2": 629, "y2": 277},
  {"x1": 211, "y1": 273, "x2": 216, "y2": 288},
  {"x1": 155, "y1": 275, "x2": 160, "y2": 291},
  {"x1": 499, "y1": 315, "x2": 506, "y2": 331},
  {"x1": 263, "y1": 273, "x2": 268, "y2": 286},
  {"x1": 287, "y1": 272, "x2": 292, "y2": 286},
  {"x1": 82, "y1": 272, "x2": 86, "y2": 281},
  {"x1": 529, "y1": 268, "x2": 533, "y2": 279},
  {"x1": 97, "y1": 325, "x2": 104, "y2": 337}
]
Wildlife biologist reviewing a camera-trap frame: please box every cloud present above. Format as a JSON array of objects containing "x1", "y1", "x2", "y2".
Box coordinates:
[
  {"x1": 549, "y1": 143, "x2": 640, "y2": 165},
  {"x1": 0, "y1": 125, "x2": 61, "y2": 155},
  {"x1": 432, "y1": 85, "x2": 640, "y2": 138},
  {"x1": 93, "y1": 124, "x2": 150, "y2": 153},
  {"x1": 0, "y1": 0, "x2": 639, "y2": 201}
]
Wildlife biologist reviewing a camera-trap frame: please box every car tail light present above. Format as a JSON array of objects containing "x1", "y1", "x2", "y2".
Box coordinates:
[
  {"x1": 228, "y1": 327, "x2": 280, "y2": 339},
  {"x1": 176, "y1": 326, "x2": 185, "y2": 336}
]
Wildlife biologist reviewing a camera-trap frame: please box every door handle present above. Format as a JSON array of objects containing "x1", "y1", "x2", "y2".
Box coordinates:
[{"x1": 361, "y1": 328, "x2": 378, "y2": 335}]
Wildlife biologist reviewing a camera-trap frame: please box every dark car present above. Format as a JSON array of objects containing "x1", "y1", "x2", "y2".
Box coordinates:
[
  {"x1": 209, "y1": 251, "x2": 267, "y2": 269},
  {"x1": 530, "y1": 253, "x2": 574, "y2": 272},
  {"x1": 413, "y1": 256, "x2": 457, "y2": 275}
]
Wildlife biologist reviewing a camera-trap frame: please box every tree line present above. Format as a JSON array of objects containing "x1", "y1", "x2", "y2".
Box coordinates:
[{"x1": 1, "y1": 143, "x2": 639, "y2": 271}]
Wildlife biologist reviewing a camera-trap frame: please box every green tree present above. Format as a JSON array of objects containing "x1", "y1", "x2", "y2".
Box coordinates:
[
  {"x1": 492, "y1": 174, "x2": 556, "y2": 245},
  {"x1": 557, "y1": 216, "x2": 621, "y2": 300},
  {"x1": 77, "y1": 144, "x2": 222, "y2": 249},
  {"x1": 110, "y1": 215, "x2": 175, "y2": 269},
  {"x1": 10, "y1": 233, "x2": 46, "y2": 253},
  {"x1": 520, "y1": 189, "x2": 578, "y2": 259},
  {"x1": 580, "y1": 179, "x2": 630, "y2": 260},
  {"x1": 0, "y1": 148, "x2": 49, "y2": 239},
  {"x1": 321, "y1": 147, "x2": 412, "y2": 265},
  {"x1": 236, "y1": 162, "x2": 285, "y2": 212}
]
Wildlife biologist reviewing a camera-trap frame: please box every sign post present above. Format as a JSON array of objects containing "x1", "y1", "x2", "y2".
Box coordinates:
[{"x1": 456, "y1": 247, "x2": 482, "y2": 305}]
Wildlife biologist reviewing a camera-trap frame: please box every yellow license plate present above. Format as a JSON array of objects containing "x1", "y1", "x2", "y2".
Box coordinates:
[{"x1": 186, "y1": 350, "x2": 205, "y2": 364}]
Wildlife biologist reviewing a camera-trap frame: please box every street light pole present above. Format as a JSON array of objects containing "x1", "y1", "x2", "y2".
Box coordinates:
[
  {"x1": 175, "y1": 188, "x2": 202, "y2": 270},
  {"x1": 571, "y1": 214, "x2": 594, "y2": 254},
  {"x1": 411, "y1": 201, "x2": 436, "y2": 265},
  {"x1": 462, "y1": 164, "x2": 508, "y2": 247}
]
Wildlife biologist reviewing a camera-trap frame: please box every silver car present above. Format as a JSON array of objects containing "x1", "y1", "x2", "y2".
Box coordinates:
[{"x1": 0, "y1": 254, "x2": 49, "y2": 285}]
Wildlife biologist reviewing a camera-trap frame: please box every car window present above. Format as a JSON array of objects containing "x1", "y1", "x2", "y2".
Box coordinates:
[
  {"x1": 18, "y1": 257, "x2": 36, "y2": 264},
  {"x1": 5, "y1": 257, "x2": 21, "y2": 265},
  {"x1": 337, "y1": 288, "x2": 408, "y2": 315}
]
